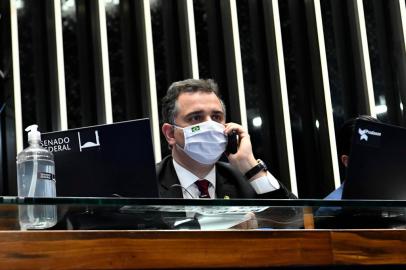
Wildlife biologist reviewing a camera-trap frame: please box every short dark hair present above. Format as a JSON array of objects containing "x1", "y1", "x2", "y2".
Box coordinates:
[
  {"x1": 336, "y1": 115, "x2": 380, "y2": 157},
  {"x1": 161, "y1": 78, "x2": 226, "y2": 124}
]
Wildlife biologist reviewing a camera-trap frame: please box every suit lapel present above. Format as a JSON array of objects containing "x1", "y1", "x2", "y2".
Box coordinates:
[
  {"x1": 157, "y1": 156, "x2": 183, "y2": 198},
  {"x1": 215, "y1": 161, "x2": 257, "y2": 199},
  {"x1": 215, "y1": 167, "x2": 239, "y2": 199},
  {"x1": 157, "y1": 157, "x2": 257, "y2": 199}
]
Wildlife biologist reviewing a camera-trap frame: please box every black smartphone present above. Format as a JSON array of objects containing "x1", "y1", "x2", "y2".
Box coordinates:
[{"x1": 226, "y1": 130, "x2": 238, "y2": 154}]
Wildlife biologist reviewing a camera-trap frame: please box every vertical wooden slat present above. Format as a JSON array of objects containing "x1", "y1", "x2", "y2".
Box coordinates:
[
  {"x1": 90, "y1": 0, "x2": 113, "y2": 124},
  {"x1": 306, "y1": 0, "x2": 340, "y2": 189},
  {"x1": 50, "y1": 0, "x2": 68, "y2": 130},
  {"x1": 389, "y1": 0, "x2": 406, "y2": 125},
  {"x1": 10, "y1": 0, "x2": 22, "y2": 153},
  {"x1": 139, "y1": 0, "x2": 162, "y2": 162},
  {"x1": 262, "y1": 0, "x2": 298, "y2": 196},
  {"x1": 220, "y1": 0, "x2": 247, "y2": 129},
  {"x1": 348, "y1": 0, "x2": 376, "y2": 116},
  {"x1": 178, "y1": 0, "x2": 199, "y2": 79}
]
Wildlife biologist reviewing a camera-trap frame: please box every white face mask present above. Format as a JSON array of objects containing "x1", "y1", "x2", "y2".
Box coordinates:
[{"x1": 174, "y1": 120, "x2": 227, "y2": 165}]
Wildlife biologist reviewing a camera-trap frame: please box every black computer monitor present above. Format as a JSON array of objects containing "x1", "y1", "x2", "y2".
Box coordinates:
[
  {"x1": 343, "y1": 119, "x2": 406, "y2": 200},
  {"x1": 41, "y1": 119, "x2": 159, "y2": 198}
]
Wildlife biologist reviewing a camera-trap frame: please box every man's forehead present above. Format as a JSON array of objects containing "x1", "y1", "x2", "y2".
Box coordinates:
[
  {"x1": 177, "y1": 91, "x2": 222, "y2": 105},
  {"x1": 178, "y1": 90, "x2": 217, "y2": 98},
  {"x1": 175, "y1": 91, "x2": 224, "y2": 115}
]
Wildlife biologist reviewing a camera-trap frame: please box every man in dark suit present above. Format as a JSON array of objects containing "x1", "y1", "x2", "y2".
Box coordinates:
[{"x1": 157, "y1": 78, "x2": 295, "y2": 199}]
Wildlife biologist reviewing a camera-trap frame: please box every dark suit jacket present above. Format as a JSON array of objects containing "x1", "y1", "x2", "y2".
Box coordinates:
[{"x1": 156, "y1": 155, "x2": 296, "y2": 199}]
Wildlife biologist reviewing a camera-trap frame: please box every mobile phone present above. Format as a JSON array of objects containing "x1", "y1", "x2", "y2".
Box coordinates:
[{"x1": 226, "y1": 130, "x2": 238, "y2": 154}]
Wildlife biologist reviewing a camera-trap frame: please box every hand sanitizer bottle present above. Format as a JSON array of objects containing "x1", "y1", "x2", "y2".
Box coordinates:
[{"x1": 16, "y1": 124, "x2": 57, "y2": 230}]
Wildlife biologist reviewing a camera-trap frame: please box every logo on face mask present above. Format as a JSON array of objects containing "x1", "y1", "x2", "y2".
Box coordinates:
[{"x1": 191, "y1": 126, "x2": 200, "y2": 132}]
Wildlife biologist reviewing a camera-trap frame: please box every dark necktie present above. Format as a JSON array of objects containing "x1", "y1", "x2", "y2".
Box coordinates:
[{"x1": 195, "y1": 179, "x2": 211, "y2": 198}]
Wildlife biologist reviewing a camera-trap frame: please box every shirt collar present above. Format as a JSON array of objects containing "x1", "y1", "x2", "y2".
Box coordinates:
[{"x1": 172, "y1": 159, "x2": 216, "y2": 189}]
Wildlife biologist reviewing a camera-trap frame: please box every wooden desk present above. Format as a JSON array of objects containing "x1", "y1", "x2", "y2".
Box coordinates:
[{"x1": 0, "y1": 229, "x2": 405, "y2": 269}]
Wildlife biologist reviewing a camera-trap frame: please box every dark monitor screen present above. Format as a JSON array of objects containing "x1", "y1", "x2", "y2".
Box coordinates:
[
  {"x1": 343, "y1": 119, "x2": 406, "y2": 200},
  {"x1": 40, "y1": 119, "x2": 159, "y2": 198}
]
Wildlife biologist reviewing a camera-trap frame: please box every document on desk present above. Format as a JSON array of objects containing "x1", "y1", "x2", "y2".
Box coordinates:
[
  {"x1": 120, "y1": 205, "x2": 268, "y2": 230},
  {"x1": 197, "y1": 213, "x2": 253, "y2": 230},
  {"x1": 120, "y1": 205, "x2": 268, "y2": 215}
]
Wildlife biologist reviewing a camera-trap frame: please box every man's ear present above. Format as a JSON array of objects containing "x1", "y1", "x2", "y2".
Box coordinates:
[
  {"x1": 341, "y1": 155, "x2": 349, "y2": 167},
  {"x1": 162, "y1": 123, "x2": 176, "y2": 146}
]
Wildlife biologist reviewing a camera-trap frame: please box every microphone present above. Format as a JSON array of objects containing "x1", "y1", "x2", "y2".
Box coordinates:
[
  {"x1": 167, "y1": 184, "x2": 203, "y2": 229},
  {"x1": 169, "y1": 184, "x2": 197, "y2": 199}
]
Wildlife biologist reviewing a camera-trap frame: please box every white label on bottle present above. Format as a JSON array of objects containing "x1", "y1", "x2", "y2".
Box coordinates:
[{"x1": 37, "y1": 172, "x2": 55, "y2": 181}]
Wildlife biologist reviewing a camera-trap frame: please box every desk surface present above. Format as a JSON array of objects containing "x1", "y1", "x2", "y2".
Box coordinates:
[
  {"x1": 2, "y1": 198, "x2": 406, "y2": 269},
  {"x1": 1, "y1": 229, "x2": 406, "y2": 269}
]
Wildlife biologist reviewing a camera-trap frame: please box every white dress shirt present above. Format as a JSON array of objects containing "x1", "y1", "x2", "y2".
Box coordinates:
[{"x1": 172, "y1": 159, "x2": 280, "y2": 198}]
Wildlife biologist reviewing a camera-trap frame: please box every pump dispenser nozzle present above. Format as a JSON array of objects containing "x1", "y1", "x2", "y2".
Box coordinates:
[{"x1": 25, "y1": 124, "x2": 41, "y2": 143}]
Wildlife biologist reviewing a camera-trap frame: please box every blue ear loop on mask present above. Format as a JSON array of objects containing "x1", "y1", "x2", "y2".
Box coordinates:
[
  {"x1": 171, "y1": 123, "x2": 185, "y2": 150},
  {"x1": 172, "y1": 123, "x2": 183, "y2": 130}
]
